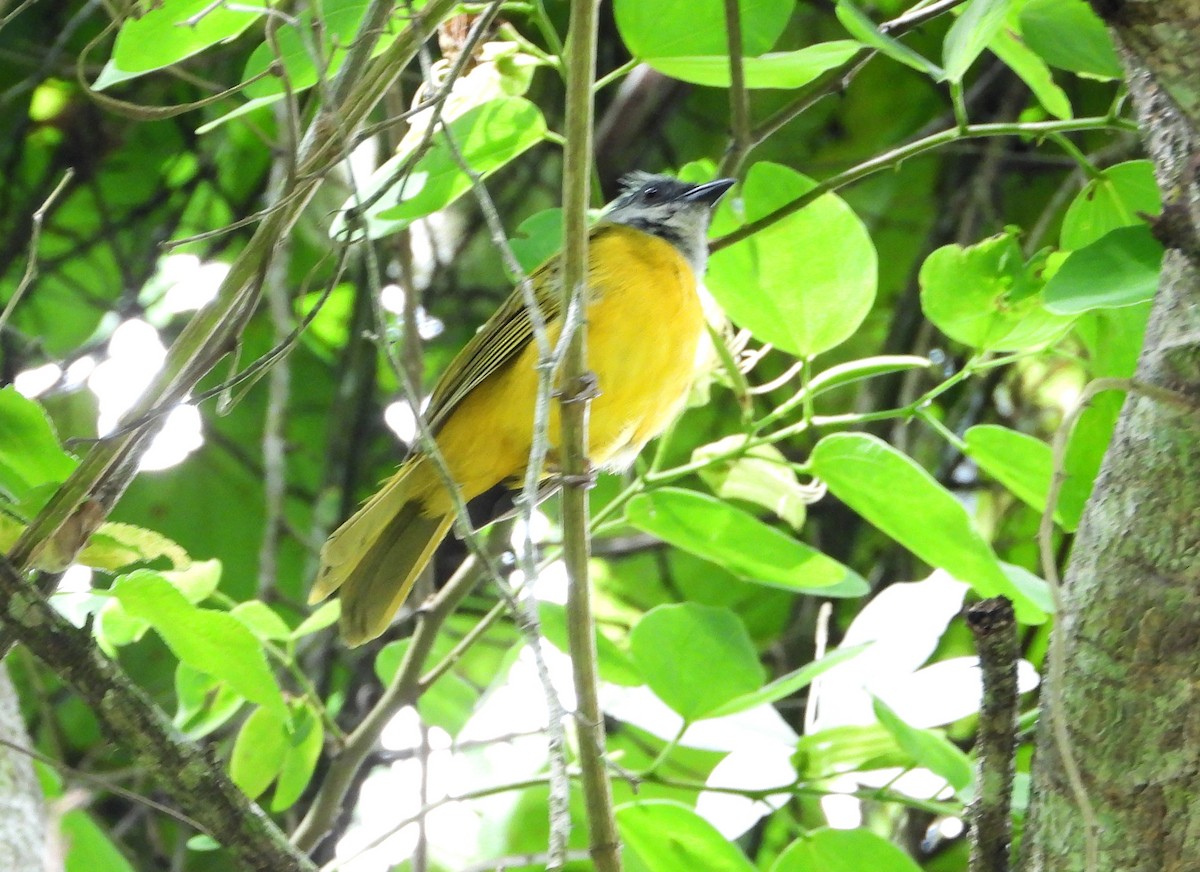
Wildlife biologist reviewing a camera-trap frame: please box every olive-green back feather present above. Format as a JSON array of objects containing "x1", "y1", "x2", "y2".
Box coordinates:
[{"x1": 423, "y1": 224, "x2": 618, "y2": 433}]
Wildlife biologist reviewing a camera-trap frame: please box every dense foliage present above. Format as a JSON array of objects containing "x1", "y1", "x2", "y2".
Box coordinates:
[{"x1": 0, "y1": 0, "x2": 1155, "y2": 870}]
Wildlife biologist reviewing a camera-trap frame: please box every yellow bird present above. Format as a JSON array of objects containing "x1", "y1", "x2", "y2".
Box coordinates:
[{"x1": 312, "y1": 173, "x2": 735, "y2": 645}]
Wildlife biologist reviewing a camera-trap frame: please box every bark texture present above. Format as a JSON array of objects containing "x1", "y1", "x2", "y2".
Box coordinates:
[
  {"x1": 1022, "y1": 8, "x2": 1200, "y2": 871},
  {"x1": 0, "y1": 666, "x2": 44, "y2": 872}
]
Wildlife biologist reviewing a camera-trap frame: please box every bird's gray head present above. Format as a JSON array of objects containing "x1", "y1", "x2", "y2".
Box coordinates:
[{"x1": 603, "y1": 172, "x2": 735, "y2": 275}]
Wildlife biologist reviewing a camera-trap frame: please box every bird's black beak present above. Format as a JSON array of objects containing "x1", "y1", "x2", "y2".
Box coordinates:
[{"x1": 682, "y1": 178, "x2": 736, "y2": 208}]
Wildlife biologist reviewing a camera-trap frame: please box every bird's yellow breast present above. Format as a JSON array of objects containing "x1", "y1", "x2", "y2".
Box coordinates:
[{"x1": 415, "y1": 224, "x2": 705, "y2": 513}]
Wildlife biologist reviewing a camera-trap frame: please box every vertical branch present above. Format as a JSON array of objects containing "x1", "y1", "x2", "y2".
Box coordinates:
[
  {"x1": 965, "y1": 597, "x2": 1018, "y2": 872},
  {"x1": 559, "y1": 1, "x2": 621, "y2": 871},
  {"x1": 719, "y1": 0, "x2": 751, "y2": 178}
]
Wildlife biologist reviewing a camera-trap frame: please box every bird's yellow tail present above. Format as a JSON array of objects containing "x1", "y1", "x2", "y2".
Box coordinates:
[{"x1": 311, "y1": 458, "x2": 453, "y2": 646}]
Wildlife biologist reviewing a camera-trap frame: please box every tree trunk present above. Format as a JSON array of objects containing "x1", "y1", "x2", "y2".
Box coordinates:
[
  {"x1": 0, "y1": 665, "x2": 44, "y2": 871},
  {"x1": 1022, "y1": 5, "x2": 1200, "y2": 871}
]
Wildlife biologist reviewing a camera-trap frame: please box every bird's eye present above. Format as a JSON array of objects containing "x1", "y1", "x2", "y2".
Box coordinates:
[{"x1": 642, "y1": 186, "x2": 659, "y2": 202}]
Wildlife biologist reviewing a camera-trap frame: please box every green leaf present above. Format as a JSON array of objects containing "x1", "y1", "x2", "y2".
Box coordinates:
[
  {"x1": 174, "y1": 663, "x2": 245, "y2": 739},
  {"x1": 1060, "y1": 161, "x2": 1161, "y2": 251},
  {"x1": 333, "y1": 97, "x2": 547, "y2": 241},
  {"x1": 708, "y1": 162, "x2": 877, "y2": 357},
  {"x1": 77, "y1": 522, "x2": 191, "y2": 571},
  {"x1": 1001, "y1": 562, "x2": 1055, "y2": 616},
  {"x1": 810, "y1": 433, "x2": 1046, "y2": 624},
  {"x1": 509, "y1": 208, "x2": 564, "y2": 274},
  {"x1": 272, "y1": 702, "x2": 325, "y2": 811},
  {"x1": 162, "y1": 558, "x2": 223, "y2": 604},
  {"x1": 186, "y1": 835, "x2": 220, "y2": 852},
  {"x1": 943, "y1": 0, "x2": 1014, "y2": 83},
  {"x1": 1019, "y1": 0, "x2": 1122, "y2": 80},
  {"x1": 62, "y1": 809, "x2": 136, "y2": 872},
  {"x1": 625, "y1": 488, "x2": 867, "y2": 596},
  {"x1": 630, "y1": 604, "x2": 764, "y2": 721},
  {"x1": 705, "y1": 644, "x2": 870, "y2": 719},
  {"x1": 694, "y1": 438, "x2": 808, "y2": 529},
  {"x1": 375, "y1": 639, "x2": 410, "y2": 685},
  {"x1": 539, "y1": 602, "x2": 641, "y2": 686},
  {"x1": 292, "y1": 600, "x2": 341, "y2": 639},
  {"x1": 964, "y1": 425, "x2": 1059, "y2": 522},
  {"x1": 231, "y1": 601, "x2": 293, "y2": 642},
  {"x1": 1060, "y1": 390, "x2": 1123, "y2": 530},
  {"x1": 618, "y1": 800, "x2": 758, "y2": 872},
  {"x1": 0, "y1": 386, "x2": 76, "y2": 505},
  {"x1": 97, "y1": 0, "x2": 264, "y2": 88},
  {"x1": 229, "y1": 705, "x2": 289, "y2": 800},
  {"x1": 1074, "y1": 302, "x2": 1150, "y2": 379},
  {"x1": 873, "y1": 698, "x2": 973, "y2": 792},
  {"x1": 836, "y1": 1, "x2": 942, "y2": 77},
  {"x1": 919, "y1": 231, "x2": 1075, "y2": 350},
  {"x1": 772, "y1": 828, "x2": 924, "y2": 872},
  {"x1": 615, "y1": 0, "x2": 793, "y2": 60},
  {"x1": 110, "y1": 571, "x2": 286, "y2": 716},
  {"x1": 988, "y1": 27, "x2": 1072, "y2": 119},
  {"x1": 295, "y1": 284, "x2": 356, "y2": 358},
  {"x1": 793, "y1": 724, "x2": 904, "y2": 779},
  {"x1": 94, "y1": 598, "x2": 150, "y2": 653},
  {"x1": 648, "y1": 42, "x2": 861, "y2": 89},
  {"x1": 1043, "y1": 225, "x2": 1163, "y2": 314},
  {"x1": 416, "y1": 672, "x2": 478, "y2": 738}
]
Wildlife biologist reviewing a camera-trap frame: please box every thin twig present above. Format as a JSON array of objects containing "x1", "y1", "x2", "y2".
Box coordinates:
[
  {"x1": 0, "y1": 169, "x2": 75, "y2": 336},
  {"x1": 644, "y1": 773, "x2": 960, "y2": 817},
  {"x1": 459, "y1": 850, "x2": 592, "y2": 872},
  {"x1": 0, "y1": 0, "x2": 99, "y2": 109},
  {"x1": 414, "y1": 723, "x2": 430, "y2": 872},
  {"x1": 316, "y1": 774, "x2": 563, "y2": 872},
  {"x1": 415, "y1": 8, "x2": 574, "y2": 866},
  {"x1": 711, "y1": 116, "x2": 1138, "y2": 253},
  {"x1": 336, "y1": 3, "x2": 503, "y2": 225},
  {"x1": 63, "y1": 244, "x2": 351, "y2": 448},
  {"x1": 317, "y1": 738, "x2": 969, "y2": 872},
  {"x1": 73, "y1": 19, "x2": 280, "y2": 122},
  {"x1": 0, "y1": 0, "x2": 40, "y2": 29},
  {"x1": 0, "y1": 735, "x2": 204, "y2": 832},
  {"x1": 742, "y1": 0, "x2": 966, "y2": 156},
  {"x1": 966, "y1": 597, "x2": 1018, "y2": 872}
]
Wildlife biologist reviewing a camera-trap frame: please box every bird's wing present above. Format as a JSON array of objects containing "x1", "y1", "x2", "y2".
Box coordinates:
[{"x1": 423, "y1": 224, "x2": 613, "y2": 433}]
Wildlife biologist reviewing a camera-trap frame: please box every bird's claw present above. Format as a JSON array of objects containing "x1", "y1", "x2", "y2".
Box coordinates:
[{"x1": 557, "y1": 370, "x2": 601, "y2": 404}]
